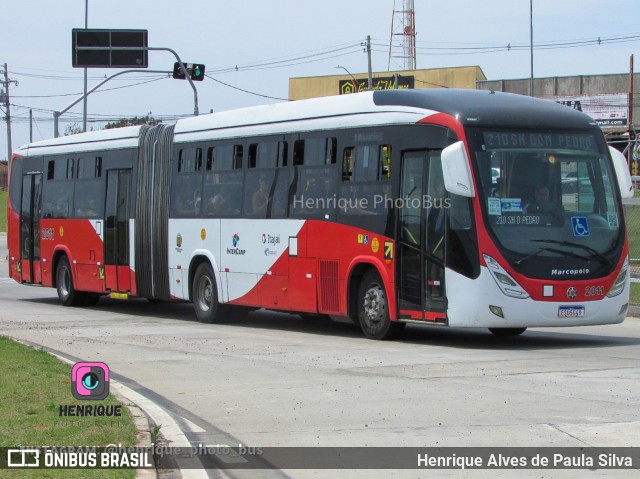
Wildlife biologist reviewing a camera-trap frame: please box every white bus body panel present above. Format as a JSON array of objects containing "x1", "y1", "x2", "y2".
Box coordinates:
[
  {"x1": 446, "y1": 267, "x2": 628, "y2": 328},
  {"x1": 168, "y1": 218, "x2": 305, "y2": 303}
]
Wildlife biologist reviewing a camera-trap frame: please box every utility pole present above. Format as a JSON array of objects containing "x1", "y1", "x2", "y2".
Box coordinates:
[
  {"x1": 83, "y1": 0, "x2": 89, "y2": 132},
  {"x1": 1, "y1": 63, "x2": 18, "y2": 165},
  {"x1": 30, "y1": 109, "x2": 33, "y2": 143},
  {"x1": 366, "y1": 35, "x2": 373, "y2": 90},
  {"x1": 629, "y1": 54, "x2": 634, "y2": 168}
]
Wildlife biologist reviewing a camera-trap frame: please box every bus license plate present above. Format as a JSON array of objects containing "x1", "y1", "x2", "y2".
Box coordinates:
[{"x1": 558, "y1": 306, "x2": 585, "y2": 318}]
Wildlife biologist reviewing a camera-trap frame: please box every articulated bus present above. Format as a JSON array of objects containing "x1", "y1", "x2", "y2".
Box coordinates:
[{"x1": 7, "y1": 89, "x2": 633, "y2": 339}]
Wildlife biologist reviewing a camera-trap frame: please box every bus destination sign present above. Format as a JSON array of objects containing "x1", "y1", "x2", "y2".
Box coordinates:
[{"x1": 483, "y1": 131, "x2": 598, "y2": 152}]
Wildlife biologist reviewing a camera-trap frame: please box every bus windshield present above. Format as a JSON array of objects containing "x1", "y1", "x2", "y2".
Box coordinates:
[{"x1": 472, "y1": 129, "x2": 624, "y2": 280}]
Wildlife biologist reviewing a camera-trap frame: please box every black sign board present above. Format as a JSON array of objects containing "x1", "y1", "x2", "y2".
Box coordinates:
[
  {"x1": 72, "y1": 29, "x2": 148, "y2": 68},
  {"x1": 339, "y1": 76, "x2": 415, "y2": 94}
]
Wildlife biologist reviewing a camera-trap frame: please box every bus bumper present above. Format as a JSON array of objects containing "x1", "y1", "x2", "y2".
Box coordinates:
[{"x1": 445, "y1": 268, "x2": 628, "y2": 328}]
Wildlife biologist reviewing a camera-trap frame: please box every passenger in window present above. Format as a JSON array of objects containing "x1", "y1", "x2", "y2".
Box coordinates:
[
  {"x1": 207, "y1": 185, "x2": 237, "y2": 216},
  {"x1": 79, "y1": 198, "x2": 99, "y2": 217},
  {"x1": 252, "y1": 174, "x2": 270, "y2": 215},
  {"x1": 524, "y1": 185, "x2": 564, "y2": 225}
]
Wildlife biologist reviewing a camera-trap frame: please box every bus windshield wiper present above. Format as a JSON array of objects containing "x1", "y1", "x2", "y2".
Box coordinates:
[
  {"x1": 514, "y1": 247, "x2": 572, "y2": 265},
  {"x1": 531, "y1": 239, "x2": 612, "y2": 267}
]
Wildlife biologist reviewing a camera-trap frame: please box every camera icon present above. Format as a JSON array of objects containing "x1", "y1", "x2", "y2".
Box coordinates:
[{"x1": 71, "y1": 362, "x2": 109, "y2": 400}]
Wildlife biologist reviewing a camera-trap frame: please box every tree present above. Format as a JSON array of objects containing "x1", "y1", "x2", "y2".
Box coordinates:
[
  {"x1": 105, "y1": 112, "x2": 160, "y2": 130},
  {"x1": 64, "y1": 123, "x2": 87, "y2": 136}
]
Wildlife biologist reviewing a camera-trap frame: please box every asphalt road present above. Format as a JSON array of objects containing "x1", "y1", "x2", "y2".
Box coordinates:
[{"x1": 1, "y1": 236, "x2": 639, "y2": 478}]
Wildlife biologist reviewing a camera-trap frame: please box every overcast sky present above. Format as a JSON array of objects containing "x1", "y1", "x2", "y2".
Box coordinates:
[{"x1": 1, "y1": 0, "x2": 639, "y2": 158}]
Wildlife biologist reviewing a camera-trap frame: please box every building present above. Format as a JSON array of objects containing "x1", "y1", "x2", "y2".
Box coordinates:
[
  {"x1": 288, "y1": 66, "x2": 486, "y2": 101},
  {"x1": 478, "y1": 73, "x2": 640, "y2": 174}
]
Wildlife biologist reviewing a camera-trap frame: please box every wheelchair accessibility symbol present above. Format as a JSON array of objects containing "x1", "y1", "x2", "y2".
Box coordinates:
[{"x1": 571, "y1": 216, "x2": 590, "y2": 237}]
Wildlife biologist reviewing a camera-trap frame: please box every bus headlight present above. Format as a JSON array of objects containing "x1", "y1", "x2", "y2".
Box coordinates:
[
  {"x1": 483, "y1": 254, "x2": 530, "y2": 299},
  {"x1": 606, "y1": 256, "x2": 629, "y2": 298}
]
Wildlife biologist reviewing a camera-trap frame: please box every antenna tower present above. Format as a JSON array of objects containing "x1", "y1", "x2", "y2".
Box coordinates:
[{"x1": 388, "y1": 0, "x2": 416, "y2": 71}]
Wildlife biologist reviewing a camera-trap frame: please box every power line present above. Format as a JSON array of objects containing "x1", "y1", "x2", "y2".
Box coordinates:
[
  {"x1": 205, "y1": 75, "x2": 288, "y2": 101},
  {"x1": 11, "y1": 76, "x2": 169, "y2": 98}
]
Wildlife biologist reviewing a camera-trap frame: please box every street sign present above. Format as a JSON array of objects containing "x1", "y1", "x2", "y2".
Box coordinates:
[{"x1": 72, "y1": 29, "x2": 148, "y2": 68}]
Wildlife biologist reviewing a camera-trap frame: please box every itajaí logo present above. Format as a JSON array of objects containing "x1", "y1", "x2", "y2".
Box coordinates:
[{"x1": 228, "y1": 234, "x2": 246, "y2": 255}]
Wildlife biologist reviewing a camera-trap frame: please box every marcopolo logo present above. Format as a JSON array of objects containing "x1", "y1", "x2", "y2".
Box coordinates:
[{"x1": 71, "y1": 362, "x2": 109, "y2": 400}]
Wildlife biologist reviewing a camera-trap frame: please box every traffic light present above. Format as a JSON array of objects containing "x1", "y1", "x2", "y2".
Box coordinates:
[{"x1": 172, "y1": 62, "x2": 205, "y2": 81}]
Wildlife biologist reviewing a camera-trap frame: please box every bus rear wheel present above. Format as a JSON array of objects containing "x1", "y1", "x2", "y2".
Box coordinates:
[
  {"x1": 56, "y1": 256, "x2": 86, "y2": 306},
  {"x1": 489, "y1": 327, "x2": 527, "y2": 336},
  {"x1": 192, "y1": 263, "x2": 225, "y2": 323},
  {"x1": 357, "y1": 270, "x2": 405, "y2": 340}
]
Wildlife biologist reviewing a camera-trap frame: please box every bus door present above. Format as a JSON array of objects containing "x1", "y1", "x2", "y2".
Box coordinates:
[
  {"x1": 397, "y1": 150, "x2": 446, "y2": 321},
  {"x1": 20, "y1": 173, "x2": 43, "y2": 283},
  {"x1": 104, "y1": 169, "x2": 132, "y2": 292}
]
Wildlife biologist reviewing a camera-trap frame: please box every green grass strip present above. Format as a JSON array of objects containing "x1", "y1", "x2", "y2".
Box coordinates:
[{"x1": 0, "y1": 336, "x2": 136, "y2": 478}]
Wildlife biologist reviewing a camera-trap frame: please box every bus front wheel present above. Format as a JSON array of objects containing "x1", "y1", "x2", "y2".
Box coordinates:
[
  {"x1": 192, "y1": 263, "x2": 225, "y2": 323},
  {"x1": 489, "y1": 327, "x2": 527, "y2": 336},
  {"x1": 56, "y1": 256, "x2": 85, "y2": 306},
  {"x1": 357, "y1": 270, "x2": 405, "y2": 340}
]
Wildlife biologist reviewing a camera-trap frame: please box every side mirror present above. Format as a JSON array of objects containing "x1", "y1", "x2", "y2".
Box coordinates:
[
  {"x1": 441, "y1": 141, "x2": 476, "y2": 197},
  {"x1": 608, "y1": 146, "x2": 634, "y2": 199}
]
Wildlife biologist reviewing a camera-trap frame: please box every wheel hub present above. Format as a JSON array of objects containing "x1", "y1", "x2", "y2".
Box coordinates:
[{"x1": 363, "y1": 286, "x2": 385, "y2": 323}]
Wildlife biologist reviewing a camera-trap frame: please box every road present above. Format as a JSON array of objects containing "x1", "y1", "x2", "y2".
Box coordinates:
[{"x1": 0, "y1": 235, "x2": 639, "y2": 478}]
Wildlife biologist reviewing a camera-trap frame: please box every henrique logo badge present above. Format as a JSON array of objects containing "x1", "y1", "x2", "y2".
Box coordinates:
[{"x1": 71, "y1": 362, "x2": 109, "y2": 400}]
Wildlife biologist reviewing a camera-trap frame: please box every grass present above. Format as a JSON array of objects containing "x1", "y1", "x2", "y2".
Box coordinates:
[
  {"x1": 0, "y1": 189, "x2": 6, "y2": 233},
  {"x1": 0, "y1": 336, "x2": 136, "y2": 478},
  {"x1": 625, "y1": 204, "x2": 640, "y2": 260},
  {"x1": 630, "y1": 283, "x2": 640, "y2": 306}
]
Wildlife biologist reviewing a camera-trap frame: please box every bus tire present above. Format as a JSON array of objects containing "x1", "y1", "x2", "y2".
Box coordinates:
[
  {"x1": 192, "y1": 263, "x2": 224, "y2": 323},
  {"x1": 56, "y1": 256, "x2": 86, "y2": 306},
  {"x1": 357, "y1": 270, "x2": 405, "y2": 340},
  {"x1": 489, "y1": 327, "x2": 527, "y2": 336}
]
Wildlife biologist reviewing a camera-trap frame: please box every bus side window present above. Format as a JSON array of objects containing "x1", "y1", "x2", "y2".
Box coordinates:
[
  {"x1": 206, "y1": 147, "x2": 215, "y2": 171},
  {"x1": 43, "y1": 158, "x2": 73, "y2": 218},
  {"x1": 233, "y1": 145, "x2": 243, "y2": 170},
  {"x1": 343, "y1": 147, "x2": 354, "y2": 181},
  {"x1": 248, "y1": 144, "x2": 258, "y2": 169},
  {"x1": 278, "y1": 141, "x2": 288, "y2": 167},
  {"x1": 293, "y1": 140, "x2": 304, "y2": 165},
  {"x1": 381, "y1": 144, "x2": 392, "y2": 180},
  {"x1": 354, "y1": 145, "x2": 380, "y2": 182}
]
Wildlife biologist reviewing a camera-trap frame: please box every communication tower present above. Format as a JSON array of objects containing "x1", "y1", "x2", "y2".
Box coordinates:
[{"x1": 388, "y1": 0, "x2": 417, "y2": 71}]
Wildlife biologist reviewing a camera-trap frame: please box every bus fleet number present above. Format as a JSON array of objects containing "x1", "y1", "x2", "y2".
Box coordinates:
[
  {"x1": 41, "y1": 228, "x2": 55, "y2": 241},
  {"x1": 585, "y1": 286, "x2": 604, "y2": 297}
]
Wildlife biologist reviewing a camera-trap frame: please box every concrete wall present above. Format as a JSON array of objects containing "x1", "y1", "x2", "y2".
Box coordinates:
[
  {"x1": 477, "y1": 73, "x2": 640, "y2": 130},
  {"x1": 289, "y1": 66, "x2": 487, "y2": 101}
]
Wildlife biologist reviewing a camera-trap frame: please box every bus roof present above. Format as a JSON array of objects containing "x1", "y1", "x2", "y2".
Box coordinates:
[
  {"x1": 14, "y1": 125, "x2": 142, "y2": 157},
  {"x1": 14, "y1": 89, "x2": 599, "y2": 156},
  {"x1": 372, "y1": 88, "x2": 600, "y2": 130},
  {"x1": 173, "y1": 90, "x2": 435, "y2": 143}
]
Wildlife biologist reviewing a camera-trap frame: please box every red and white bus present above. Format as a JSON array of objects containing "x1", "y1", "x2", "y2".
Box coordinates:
[{"x1": 7, "y1": 89, "x2": 633, "y2": 339}]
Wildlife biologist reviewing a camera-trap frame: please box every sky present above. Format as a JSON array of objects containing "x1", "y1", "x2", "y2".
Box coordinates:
[{"x1": 1, "y1": 0, "x2": 639, "y2": 159}]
